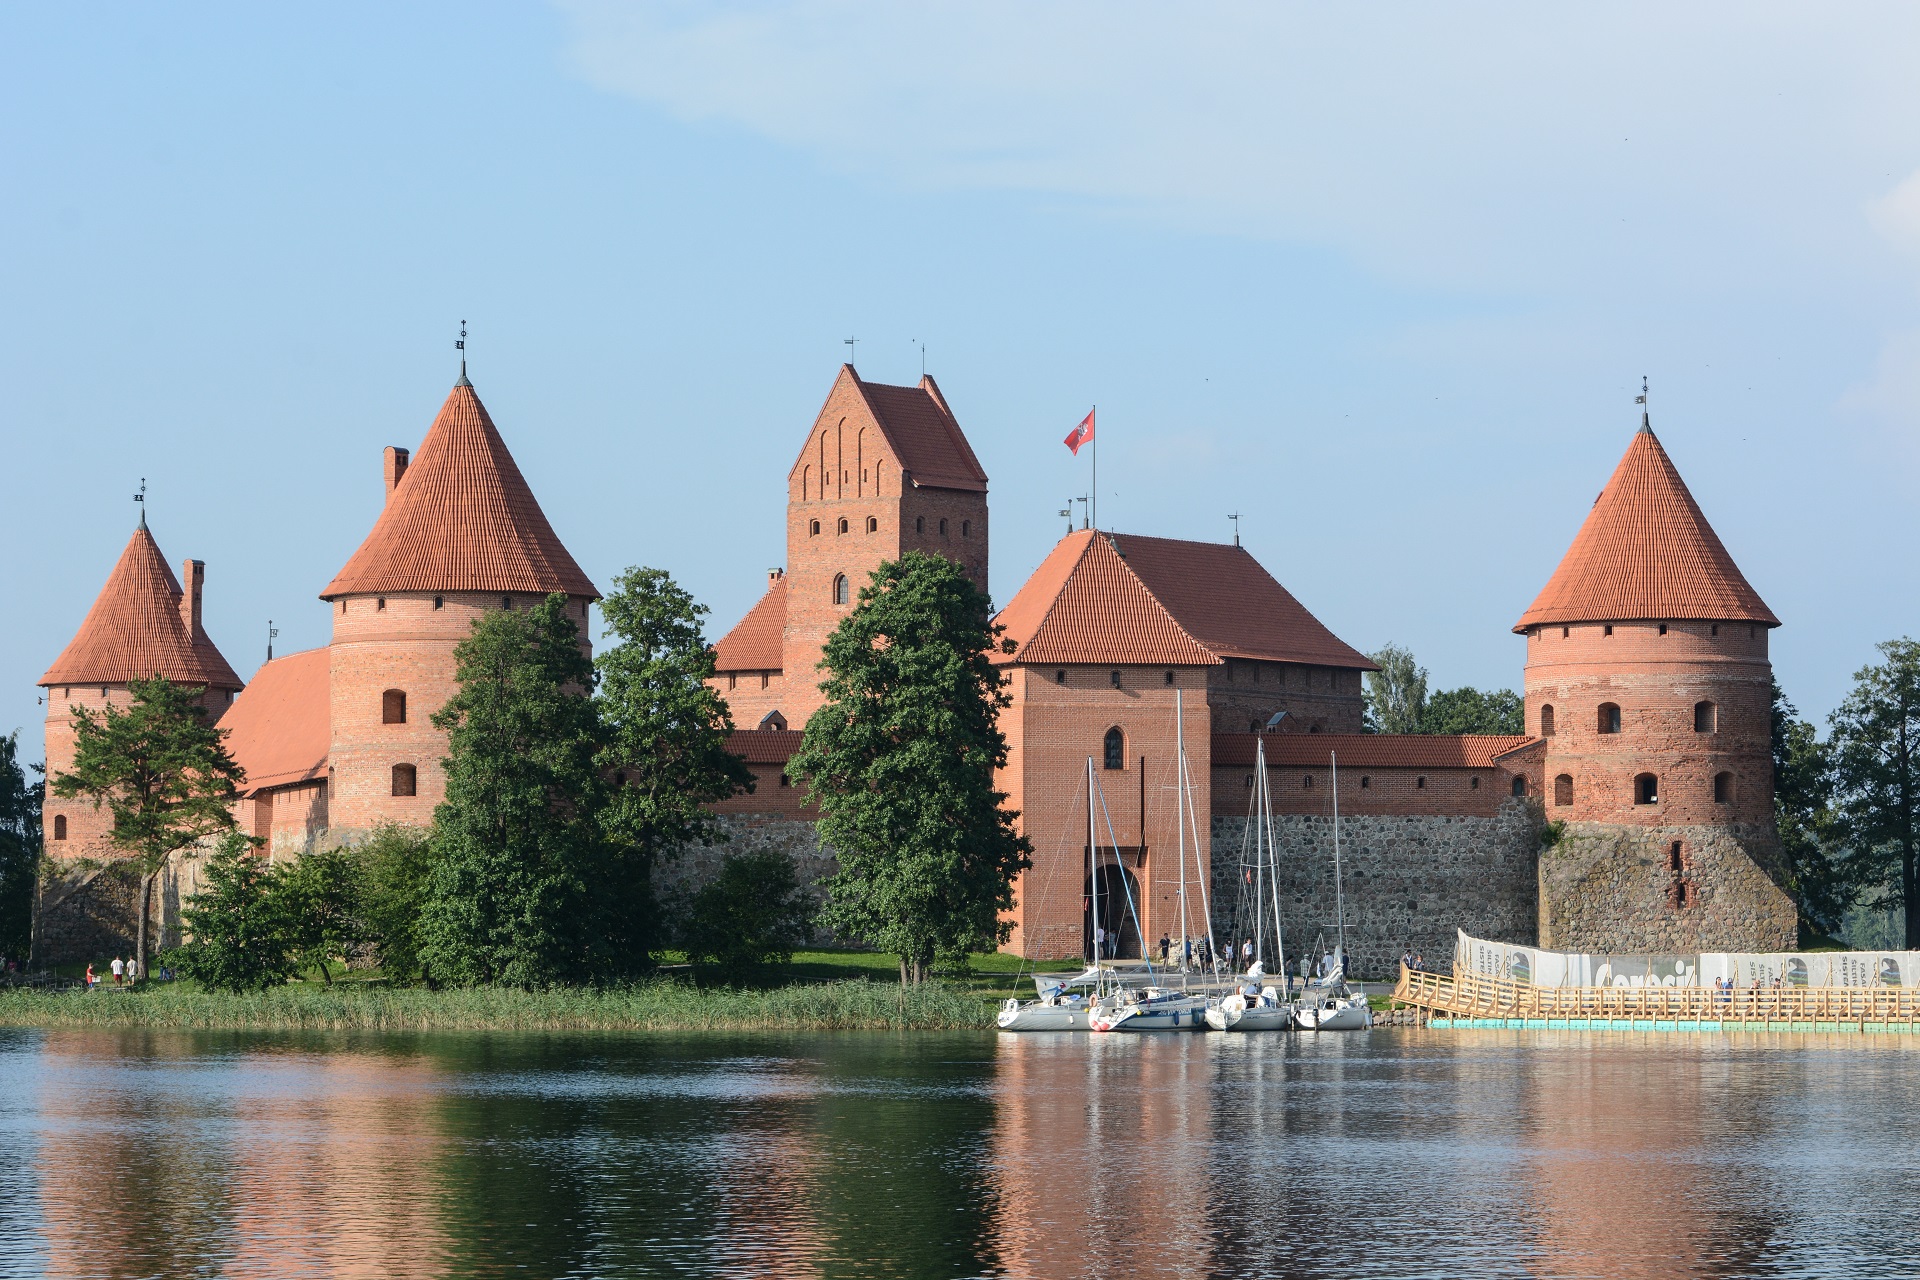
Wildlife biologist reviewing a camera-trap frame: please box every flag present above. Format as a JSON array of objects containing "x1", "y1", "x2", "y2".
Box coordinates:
[{"x1": 1064, "y1": 408, "x2": 1095, "y2": 455}]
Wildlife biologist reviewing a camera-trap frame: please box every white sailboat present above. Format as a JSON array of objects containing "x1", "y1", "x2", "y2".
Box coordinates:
[
  {"x1": 1293, "y1": 749, "x2": 1372, "y2": 1032},
  {"x1": 1207, "y1": 735, "x2": 1295, "y2": 1032}
]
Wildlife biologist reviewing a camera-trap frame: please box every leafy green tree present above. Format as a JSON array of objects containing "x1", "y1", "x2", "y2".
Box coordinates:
[
  {"x1": 274, "y1": 848, "x2": 362, "y2": 984},
  {"x1": 680, "y1": 850, "x2": 815, "y2": 981},
  {"x1": 420, "y1": 595, "x2": 614, "y2": 988},
  {"x1": 50, "y1": 676, "x2": 245, "y2": 979},
  {"x1": 596, "y1": 566, "x2": 755, "y2": 955},
  {"x1": 1419, "y1": 686, "x2": 1524, "y2": 735},
  {"x1": 1772, "y1": 681, "x2": 1849, "y2": 942},
  {"x1": 0, "y1": 732, "x2": 42, "y2": 961},
  {"x1": 1829, "y1": 639, "x2": 1920, "y2": 948},
  {"x1": 352, "y1": 823, "x2": 436, "y2": 982},
  {"x1": 789, "y1": 552, "x2": 1031, "y2": 986},
  {"x1": 169, "y1": 831, "x2": 294, "y2": 992},
  {"x1": 1364, "y1": 643, "x2": 1427, "y2": 734}
]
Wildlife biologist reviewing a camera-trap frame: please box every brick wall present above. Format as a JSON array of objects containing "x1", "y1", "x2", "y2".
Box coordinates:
[
  {"x1": 1206, "y1": 660, "x2": 1366, "y2": 734},
  {"x1": 1210, "y1": 758, "x2": 1533, "y2": 819}
]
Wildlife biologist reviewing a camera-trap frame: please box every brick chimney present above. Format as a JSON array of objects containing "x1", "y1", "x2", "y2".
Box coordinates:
[
  {"x1": 768, "y1": 568, "x2": 785, "y2": 587},
  {"x1": 384, "y1": 446, "x2": 410, "y2": 502},
  {"x1": 180, "y1": 559, "x2": 205, "y2": 640}
]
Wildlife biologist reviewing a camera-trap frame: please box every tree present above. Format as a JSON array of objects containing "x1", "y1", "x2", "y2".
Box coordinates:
[
  {"x1": 789, "y1": 552, "x2": 1031, "y2": 985},
  {"x1": 595, "y1": 566, "x2": 755, "y2": 957},
  {"x1": 680, "y1": 850, "x2": 815, "y2": 981},
  {"x1": 50, "y1": 676, "x2": 245, "y2": 979},
  {"x1": 0, "y1": 733, "x2": 41, "y2": 961},
  {"x1": 419, "y1": 595, "x2": 614, "y2": 988},
  {"x1": 275, "y1": 848, "x2": 362, "y2": 984},
  {"x1": 169, "y1": 831, "x2": 294, "y2": 992},
  {"x1": 1772, "y1": 681, "x2": 1849, "y2": 942},
  {"x1": 1419, "y1": 687, "x2": 1524, "y2": 735},
  {"x1": 1365, "y1": 644, "x2": 1427, "y2": 734},
  {"x1": 1829, "y1": 639, "x2": 1920, "y2": 948},
  {"x1": 353, "y1": 823, "x2": 436, "y2": 982}
]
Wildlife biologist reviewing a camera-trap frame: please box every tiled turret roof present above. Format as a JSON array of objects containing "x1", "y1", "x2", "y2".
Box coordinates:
[
  {"x1": 40, "y1": 527, "x2": 243, "y2": 690},
  {"x1": 322, "y1": 380, "x2": 598, "y2": 600},
  {"x1": 1514, "y1": 420, "x2": 1777, "y2": 632}
]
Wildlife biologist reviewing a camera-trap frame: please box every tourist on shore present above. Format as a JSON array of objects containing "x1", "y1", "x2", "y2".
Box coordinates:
[
  {"x1": 83, "y1": 964, "x2": 97, "y2": 990},
  {"x1": 1157, "y1": 934, "x2": 1169, "y2": 964},
  {"x1": 110, "y1": 957, "x2": 124, "y2": 986}
]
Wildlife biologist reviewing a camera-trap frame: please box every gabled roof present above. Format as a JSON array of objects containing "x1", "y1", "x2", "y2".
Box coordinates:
[
  {"x1": 713, "y1": 576, "x2": 786, "y2": 672},
  {"x1": 726, "y1": 729, "x2": 804, "y2": 764},
  {"x1": 322, "y1": 380, "x2": 598, "y2": 600},
  {"x1": 217, "y1": 647, "x2": 330, "y2": 793},
  {"x1": 792, "y1": 366, "x2": 988, "y2": 494},
  {"x1": 1109, "y1": 534, "x2": 1376, "y2": 670},
  {"x1": 1515, "y1": 421, "x2": 1777, "y2": 632},
  {"x1": 994, "y1": 531, "x2": 1220, "y2": 667},
  {"x1": 1212, "y1": 733, "x2": 1538, "y2": 770},
  {"x1": 40, "y1": 526, "x2": 243, "y2": 690}
]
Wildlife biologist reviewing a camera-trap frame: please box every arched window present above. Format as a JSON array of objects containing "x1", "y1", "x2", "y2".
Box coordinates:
[
  {"x1": 1598, "y1": 703, "x2": 1621, "y2": 734},
  {"x1": 382, "y1": 690, "x2": 406, "y2": 725},
  {"x1": 759, "y1": 710, "x2": 788, "y2": 731},
  {"x1": 433, "y1": 595, "x2": 444, "y2": 610},
  {"x1": 1103, "y1": 727, "x2": 1125, "y2": 770},
  {"x1": 52, "y1": 815, "x2": 66, "y2": 841},
  {"x1": 1694, "y1": 701, "x2": 1716, "y2": 733},
  {"x1": 1511, "y1": 775, "x2": 1527, "y2": 797},
  {"x1": 915, "y1": 516, "x2": 924, "y2": 534},
  {"x1": 1359, "y1": 776, "x2": 1371, "y2": 789},
  {"x1": 832, "y1": 574, "x2": 849, "y2": 606},
  {"x1": 961, "y1": 520, "x2": 971, "y2": 538},
  {"x1": 1055, "y1": 670, "x2": 1067, "y2": 685},
  {"x1": 1540, "y1": 704, "x2": 1555, "y2": 737},
  {"x1": 391, "y1": 764, "x2": 417, "y2": 797},
  {"x1": 939, "y1": 518, "x2": 949, "y2": 537},
  {"x1": 1470, "y1": 777, "x2": 1480, "y2": 790},
  {"x1": 1658, "y1": 623, "x2": 1668, "y2": 635},
  {"x1": 1249, "y1": 719, "x2": 1260, "y2": 733},
  {"x1": 1165, "y1": 671, "x2": 1175, "y2": 686},
  {"x1": 376, "y1": 597, "x2": 386, "y2": 612},
  {"x1": 501, "y1": 595, "x2": 512, "y2": 610},
  {"x1": 1416, "y1": 776, "x2": 1427, "y2": 790},
  {"x1": 1634, "y1": 773, "x2": 1659, "y2": 805},
  {"x1": 1109, "y1": 670, "x2": 1122, "y2": 688},
  {"x1": 838, "y1": 517, "x2": 849, "y2": 534},
  {"x1": 1553, "y1": 774, "x2": 1573, "y2": 806},
  {"x1": 866, "y1": 516, "x2": 878, "y2": 533},
  {"x1": 1303, "y1": 774, "x2": 1314, "y2": 789},
  {"x1": 1714, "y1": 771, "x2": 1733, "y2": 803},
  {"x1": 810, "y1": 520, "x2": 821, "y2": 537}
]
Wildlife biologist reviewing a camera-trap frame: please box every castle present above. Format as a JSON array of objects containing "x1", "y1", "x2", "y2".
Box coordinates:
[{"x1": 34, "y1": 363, "x2": 1797, "y2": 968}]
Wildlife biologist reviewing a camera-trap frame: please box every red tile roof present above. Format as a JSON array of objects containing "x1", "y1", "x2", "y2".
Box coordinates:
[
  {"x1": 726, "y1": 729, "x2": 803, "y2": 764},
  {"x1": 712, "y1": 576, "x2": 786, "y2": 672},
  {"x1": 217, "y1": 647, "x2": 330, "y2": 792},
  {"x1": 1515, "y1": 422, "x2": 1777, "y2": 632},
  {"x1": 994, "y1": 531, "x2": 1221, "y2": 667},
  {"x1": 1109, "y1": 534, "x2": 1376, "y2": 670},
  {"x1": 40, "y1": 527, "x2": 243, "y2": 691},
  {"x1": 1212, "y1": 732, "x2": 1538, "y2": 770},
  {"x1": 792, "y1": 366, "x2": 988, "y2": 493},
  {"x1": 321, "y1": 380, "x2": 598, "y2": 600}
]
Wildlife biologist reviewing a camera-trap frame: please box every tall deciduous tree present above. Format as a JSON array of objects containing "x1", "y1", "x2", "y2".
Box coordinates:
[
  {"x1": 595, "y1": 566, "x2": 755, "y2": 951},
  {"x1": 170, "y1": 830, "x2": 293, "y2": 992},
  {"x1": 419, "y1": 595, "x2": 613, "y2": 987},
  {"x1": 352, "y1": 823, "x2": 435, "y2": 982},
  {"x1": 789, "y1": 552, "x2": 1031, "y2": 985},
  {"x1": 1829, "y1": 639, "x2": 1920, "y2": 948},
  {"x1": 0, "y1": 733, "x2": 41, "y2": 961},
  {"x1": 1419, "y1": 687, "x2": 1524, "y2": 735},
  {"x1": 1365, "y1": 644, "x2": 1428, "y2": 734},
  {"x1": 1771, "y1": 681, "x2": 1848, "y2": 942},
  {"x1": 50, "y1": 676, "x2": 245, "y2": 978},
  {"x1": 275, "y1": 848, "x2": 362, "y2": 984}
]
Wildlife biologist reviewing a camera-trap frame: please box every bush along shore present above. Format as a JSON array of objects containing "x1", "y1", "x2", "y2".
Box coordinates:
[{"x1": 0, "y1": 977, "x2": 990, "y2": 1033}]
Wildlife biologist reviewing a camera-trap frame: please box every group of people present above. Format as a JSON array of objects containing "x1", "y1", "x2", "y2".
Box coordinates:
[
  {"x1": 1152, "y1": 934, "x2": 1216, "y2": 971},
  {"x1": 82, "y1": 957, "x2": 146, "y2": 990},
  {"x1": 1400, "y1": 949, "x2": 1428, "y2": 973}
]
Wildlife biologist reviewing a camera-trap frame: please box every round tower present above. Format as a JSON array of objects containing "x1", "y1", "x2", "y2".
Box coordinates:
[
  {"x1": 1516, "y1": 409, "x2": 1794, "y2": 952},
  {"x1": 319, "y1": 374, "x2": 598, "y2": 837}
]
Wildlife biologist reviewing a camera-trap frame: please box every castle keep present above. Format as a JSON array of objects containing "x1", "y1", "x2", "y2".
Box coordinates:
[{"x1": 35, "y1": 362, "x2": 1797, "y2": 968}]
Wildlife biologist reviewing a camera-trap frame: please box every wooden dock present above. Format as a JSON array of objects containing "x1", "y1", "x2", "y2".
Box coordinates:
[{"x1": 1390, "y1": 964, "x2": 1920, "y2": 1032}]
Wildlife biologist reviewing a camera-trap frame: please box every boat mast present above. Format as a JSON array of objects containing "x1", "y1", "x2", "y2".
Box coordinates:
[
  {"x1": 1252, "y1": 736, "x2": 1266, "y2": 971},
  {"x1": 1262, "y1": 737, "x2": 1285, "y2": 980},
  {"x1": 1088, "y1": 755, "x2": 1099, "y2": 969},
  {"x1": 1176, "y1": 688, "x2": 1189, "y2": 970},
  {"x1": 1331, "y1": 749, "x2": 1346, "y2": 969}
]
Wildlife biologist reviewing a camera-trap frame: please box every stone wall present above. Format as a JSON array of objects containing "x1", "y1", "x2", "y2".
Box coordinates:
[
  {"x1": 654, "y1": 814, "x2": 844, "y2": 944},
  {"x1": 1539, "y1": 821, "x2": 1796, "y2": 953},
  {"x1": 1209, "y1": 797, "x2": 1544, "y2": 980}
]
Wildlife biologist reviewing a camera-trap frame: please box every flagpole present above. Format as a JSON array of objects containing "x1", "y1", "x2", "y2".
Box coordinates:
[{"x1": 1091, "y1": 405, "x2": 1097, "y2": 530}]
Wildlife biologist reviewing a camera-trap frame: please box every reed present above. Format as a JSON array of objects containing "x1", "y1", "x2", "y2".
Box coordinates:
[{"x1": 0, "y1": 978, "x2": 989, "y2": 1033}]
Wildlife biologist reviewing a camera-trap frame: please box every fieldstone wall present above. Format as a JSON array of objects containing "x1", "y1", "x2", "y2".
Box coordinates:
[
  {"x1": 655, "y1": 815, "x2": 845, "y2": 944},
  {"x1": 1209, "y1": 797, "x2": 1545, "y2": 980},
  {"x1": 33, "y1": 861, "x2": 144, "y2": 964},
  {"x1": 1539, "y1": 821, "x2": 1795, "y2": 953}
]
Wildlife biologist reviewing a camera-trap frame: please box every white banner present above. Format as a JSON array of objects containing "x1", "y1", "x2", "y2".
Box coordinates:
[{"x1": 1455, "y1": 930, "x2": 1920, "y2": 990}]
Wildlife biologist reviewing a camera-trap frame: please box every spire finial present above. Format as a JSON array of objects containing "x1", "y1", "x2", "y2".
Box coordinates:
[
  {"x1": 267, "y1": 619, "x2": 278, "y2": 663},
  {"x1": 456, "y1": 320, "x2": 471, "y2": 387},
  {"x1": 844, "y1": 335, "x2": 858, "y2": 368},
  {"x1": 1228, "y1": 511, "x2": 1242, "y2": 547},
  {"x1": 134, "y1": 477, "x2": 146, "y2": 529},
  {"x1": 1635, "y1": 375, "x2": 1650, "y2": 432}
]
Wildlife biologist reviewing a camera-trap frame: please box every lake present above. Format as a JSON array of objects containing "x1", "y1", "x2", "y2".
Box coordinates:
[{"x1": 0, "y1": 1026, "x2": 1914, "y2": 1279}]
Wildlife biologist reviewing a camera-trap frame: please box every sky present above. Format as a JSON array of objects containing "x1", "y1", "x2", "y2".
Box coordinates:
[{"x1": 3, "y1": 2, "x2": 1918, "y2": 756}]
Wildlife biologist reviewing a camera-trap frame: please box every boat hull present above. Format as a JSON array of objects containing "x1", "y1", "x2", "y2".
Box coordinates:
[
  {"x1": 1207, "y1": 1004, "x2": 1294, "y2": 1032},
  {"x1": 996, "y1": 1002, "x2": 1095, "y2": 1031},
  {"x1": 1294, "y1": 998, "x2": 1372, "y2": 1031},
  {"x1": 1098, "y1": 996, "x2": 1211, "y2": 1032}
]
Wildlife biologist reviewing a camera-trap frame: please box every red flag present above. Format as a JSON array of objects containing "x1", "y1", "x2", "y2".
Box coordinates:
[{"x1": 1063, "y1": 408, "x2": 1095, "y2": 455}]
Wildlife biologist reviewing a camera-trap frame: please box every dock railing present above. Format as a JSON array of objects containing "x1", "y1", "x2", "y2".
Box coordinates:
[{"x1": 1390, "y1": 963, "x2": 1920, "y2": 1027}]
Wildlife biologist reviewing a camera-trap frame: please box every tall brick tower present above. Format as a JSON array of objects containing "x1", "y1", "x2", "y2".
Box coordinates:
[
  {"x1": 1516, "y1": 407, "x2": 1794, "y2": 951},
  {"x1": 320, "y1": 373, "x2": 598, "y2": 837},
  {"x1": 713, "y1": 365, "x2": 989, "y2": 726}
]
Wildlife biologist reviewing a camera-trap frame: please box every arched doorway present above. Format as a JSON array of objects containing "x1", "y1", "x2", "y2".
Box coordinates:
[{"x1": 1084, "y1": 863, "x2": 1142, "y2": 961}]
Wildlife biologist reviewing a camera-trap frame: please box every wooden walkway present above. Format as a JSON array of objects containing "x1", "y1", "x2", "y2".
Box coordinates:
[{"x1": 1390, "y1": 964, "x2": 1920, "y2": 1032}]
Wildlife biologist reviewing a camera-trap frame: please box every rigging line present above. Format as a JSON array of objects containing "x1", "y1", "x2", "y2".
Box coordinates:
[
  {"x1": 1093, "y1": 774, "x2": 1156, "y2": 981},
  {"x1": 1178, "y1": 746, "x2": 1219, "y2": 960}
]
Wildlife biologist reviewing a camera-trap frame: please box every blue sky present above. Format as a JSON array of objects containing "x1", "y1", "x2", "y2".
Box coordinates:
[{"x1": 4, "y1": 2, "x2": 1918, "y2": 755}]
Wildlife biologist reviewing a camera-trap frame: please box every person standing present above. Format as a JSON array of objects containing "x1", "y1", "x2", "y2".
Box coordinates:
[
  {"x1": 1157, "y1": 934, "x2": 1170, "y2": 964},
  {"x1": 110, "y1": 957, "x2": 124, "y2": 986},
  {"x1": 1093, "y1": 924, "x2": 1106, "y2": 962}
]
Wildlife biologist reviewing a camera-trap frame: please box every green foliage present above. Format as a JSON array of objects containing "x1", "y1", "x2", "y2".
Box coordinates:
[
  {"x1": 1364, "y1": 643, "x2": 1427, "y2": 734},
  {"x1": 1771, "y1": 680, "x2": 1849, "y2": 940},
  {"x1": 275, "y1": 847, "x2": 362, "y2": 984},
  {"x1": 1539, "y1": 818, "x2": 1566, "y2": 850},
  {"x1": 50, "y1": 675, "x2": 245, "y2": 974},
  {"x1": 0, "y1": 732, "x2": 42, "y2": 959},
  {"x1": 680, "y1": 850, "x2": 815, "y2": 980},
  {"x1": 1419, "y1": 686, "x2": 1524, "y2": 735},
  {"x1": 352, "y1": 823, "x2": 436, "y2": 982},
  {"x1": 1828, "y1": 639, "x2": 1920, "y2": 947},
  {"x1": 789, "y1": 552, "x2": 1031, "y2": 985},
  {"x1": 168, "y1": 832, "x2": 295, "y2": 993},
  {"x1": 420, "y1": 595, "x2": 620, "y2": 988},
  {"x1": 595, "y1": 566, "x2": 755, "y2": 950}
]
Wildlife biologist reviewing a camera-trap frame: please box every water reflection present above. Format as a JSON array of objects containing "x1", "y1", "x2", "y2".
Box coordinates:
[{"x1": 0, "y1": 1027, "x2": 1917, "y2": 1278}]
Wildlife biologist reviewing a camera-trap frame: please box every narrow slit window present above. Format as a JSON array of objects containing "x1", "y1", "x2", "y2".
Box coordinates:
[{"x1": 1103, "y1": 727, "x2": 1124, "y2": 770}]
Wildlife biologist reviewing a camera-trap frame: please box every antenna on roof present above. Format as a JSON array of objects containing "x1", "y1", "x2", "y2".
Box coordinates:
[
  {"x1": 919, "y1": 340, "x2": 926, "y2": 379},
  {"x1": 1075, "y1": 494, "x2": 1090, "y2": 531},
  {"x1": 1228, "y1": 511, "x2": 1242, "y2": 547},
  {"x1": 844, "y1": 335, "x2": 857, "y2": 368},
  {"x1": 134, "y1": 477, "x2": 146, "y2": 530},
  {"x1": 267, "y1": 619, "x2": 278, "y2": 663},
  {"x1": 456, "y1": 320, "x2": 470, "y2": 387},
  {"x1": 1635, "y1": 375, "x2": 1649, "y2": 432},
  {"x1": 1059, "y1": 500, "x2": 1073, "y2": 536}
]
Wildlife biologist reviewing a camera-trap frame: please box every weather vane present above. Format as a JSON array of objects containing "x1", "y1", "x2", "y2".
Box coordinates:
[
  {"x1": 843, "y1": 335, "x2": 858, "y2": 366},
  {"x1": 1228, "y1": 511, "x2": 1242, "y2": 547},
  {"x1": 267, "y1": 619, "x2": 279, "y2": 663},
  {"x1": 1059, "y1": 499, "x2": 1073, "y2": 535},
  {"x1": 134, "y1": 477, "x2": 146, "y2": 528},
  {"x1": 1636, "y1": 375, "x2": 1648, "y2": 405},
  {"x1": 457, "y1": 320, "x2": 468, "y2": 379}
]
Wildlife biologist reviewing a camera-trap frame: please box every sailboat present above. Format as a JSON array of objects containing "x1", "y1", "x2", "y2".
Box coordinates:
[
  {"x1": 1206, "y1": 735, "x2": 1295, "y2": 1032},
  {"x1": 1293, "y1": 749, "x2": 1373, "y2": 1031}
]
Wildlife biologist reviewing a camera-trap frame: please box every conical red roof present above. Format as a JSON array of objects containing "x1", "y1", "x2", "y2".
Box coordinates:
[
  {"x1": 321, "y1": 380, "x2": 598, "y2": 600},
  {"x1": 1514, "y1": 422, "x2": 1777, "y2": 632},
  {"x1": 40, "y1": 526, "x2": 243, "y2": 690}
]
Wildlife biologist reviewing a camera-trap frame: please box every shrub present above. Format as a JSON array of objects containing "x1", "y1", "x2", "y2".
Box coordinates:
[
  {"x1": 680, "y1": 850, "x2": 815, "y2": 980},
  {"x1": 352, "y1": 824, "x2": 436, "y2": 981},
  {"x1": 167, "y1": 832, "x2": 295, "y2": 992}
]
